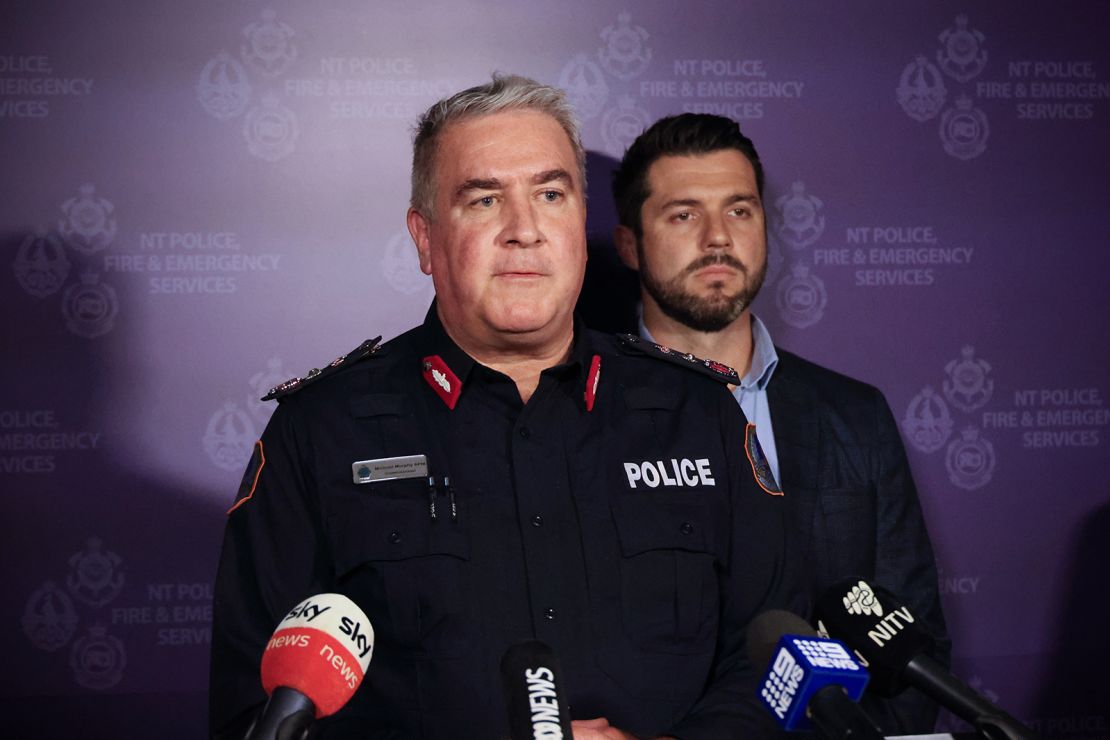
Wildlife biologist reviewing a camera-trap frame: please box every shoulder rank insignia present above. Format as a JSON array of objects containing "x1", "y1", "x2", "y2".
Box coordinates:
[
  {"x1": 617, "y1": 334, "x2": 740, "y2": 385},
  {"x1": 262, "y1": 336, "x2": 383, "y2": 402}
]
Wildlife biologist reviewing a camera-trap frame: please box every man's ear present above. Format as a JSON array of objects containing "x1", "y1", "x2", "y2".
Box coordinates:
[
  {"x1": 613, "y1": 225, "x2": 640, "y2": 271},
  {"x1": 406, "y1": 208, "x2": 433, "y2": 275}
]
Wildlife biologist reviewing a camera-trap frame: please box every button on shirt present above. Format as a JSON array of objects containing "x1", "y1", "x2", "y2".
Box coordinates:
[
  {"x1": 211, "y1": 306, "x2": 799, "y2": 740},
  {"x1": 641, "y1": 313, "x2": 782, "y2": 487}
]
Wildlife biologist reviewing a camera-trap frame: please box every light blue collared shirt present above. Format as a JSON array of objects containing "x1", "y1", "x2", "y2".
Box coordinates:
[{"x1": 639, "y1": 313, "x2": 782, "y2": 487}]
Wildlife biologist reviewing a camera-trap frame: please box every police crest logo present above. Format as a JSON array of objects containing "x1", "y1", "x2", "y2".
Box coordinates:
[
  {"x1": 13, "y1": 230, "x2": 70, "y2": 298},
  {"x1": 381, "y1": 230, "x2": 432, "y2": 296},
  {"x1": 70, "y1": 624, "x2": 126, "y2": 690},
  {"x1": 243, "y1": 93, "x2": 299, "y2": 162},
  {"x1": 22, "y1": 581, "x2": 79, "y2": 652},
  {"x1": 240, "y1": 9, "x2": 298, "y2": 78},
  {"x1": 936, "y1": 15, "x2": 988, "y2": 83},
  {"x1": 945, "y1": 426, "x2": 996, "y2": 490},
  {"x1": 943, "y1": 345, "x2": 993, "y2": 412},
  {"x1": 775, "y1": 263, "x2": 827, "y2": 329},
  {"x1": 598, "y1": 12, "x2": 651, "y2": 80},
  {"x1": 203, "y1": 402, "x2": 258, "y2": 472},
  {"x1": 773, "y1": 181, "x2": 825, "y2": 249},
  {"x1": 601, "y1": 95, "x2": 652, "y2": 155},
  {"x1": 558, "y1": 53, "x2": 609, "y2": 120},
  {"x1": 901, "y1": 386, "x2": 954, "y2": 454},
  {"x1": 896, "y1": 56, "x2": 947, "y2": 122},
  {"x1": 939, "y1": 95, "x2": 989, "y2": 160},
  {"x1": 197, "y1": 52, "x2": 252, "y2": 121},
  {"x1": 61, "y1": 271, "x2": 119, "y2": 339},
  {"x1": 66, "y1": 537, "x2": 124, "y2": 608},
  {"x1": 58, "y1": 183, "x2": 117, "y2": 254},
  {"x1": 758, "y1": 228, "x2": 786, "y2": 290}
]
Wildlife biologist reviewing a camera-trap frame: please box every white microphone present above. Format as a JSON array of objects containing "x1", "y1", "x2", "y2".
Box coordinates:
[{"x1": 244, "y1": 593, "x2": 375, "y2": 740}]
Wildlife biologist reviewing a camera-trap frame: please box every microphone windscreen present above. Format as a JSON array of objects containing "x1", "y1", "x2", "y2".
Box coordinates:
[
  {"x1": 747, "y1": 609, "x2": 817, "y2": 668},
  {"x1": 814, "y1": 578, "x2": 933, "y2": 696},
  {"x1": 746, "y1": 610, "x2": 870, "y2": 731},
  {"x1": 259, "y1": 593, "x2": 374, "y2": 718}
]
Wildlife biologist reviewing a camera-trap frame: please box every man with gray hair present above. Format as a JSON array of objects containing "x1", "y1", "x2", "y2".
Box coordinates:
[{"x1": 211, "y1": 75, "x2": 801, "y2": 739}]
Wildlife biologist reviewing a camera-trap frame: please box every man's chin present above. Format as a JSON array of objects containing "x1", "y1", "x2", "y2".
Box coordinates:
[{"x1": 486, "y1": 304, "x2": 564, "y2": 338}]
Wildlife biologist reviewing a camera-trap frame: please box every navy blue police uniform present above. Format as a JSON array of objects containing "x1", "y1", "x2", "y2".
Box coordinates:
[{"x1": 210, "y1": 305, "x2": 802, "y2": 739}]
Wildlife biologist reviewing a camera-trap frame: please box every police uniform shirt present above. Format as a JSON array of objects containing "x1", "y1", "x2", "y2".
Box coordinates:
[{"x1": 210, "y1": 306, "x2": 801, "y2": 739}]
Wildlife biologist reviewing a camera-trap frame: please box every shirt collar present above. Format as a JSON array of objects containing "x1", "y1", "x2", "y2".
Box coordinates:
[
  {"x1": 418, "y1": 301, "x2": 596, "y2": 405},
  {"x1": 419, "y1": 301, "x2": 478, "y2": 388},
  {"x1": 746, "y1": 314, "x2": 779, "y2": 392},
  {"x1": 637, "y1": 307, "x2": 779, "y2": 391}
]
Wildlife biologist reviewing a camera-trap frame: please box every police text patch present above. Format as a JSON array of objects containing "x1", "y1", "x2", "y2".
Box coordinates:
[{"x1": 623, "y1": 458, "x2": 715, "y2": 489}]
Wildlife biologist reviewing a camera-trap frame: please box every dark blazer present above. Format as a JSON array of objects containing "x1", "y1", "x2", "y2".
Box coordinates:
[{"x1": 768, "y1": 348, "x2": 950, "y2": 733}]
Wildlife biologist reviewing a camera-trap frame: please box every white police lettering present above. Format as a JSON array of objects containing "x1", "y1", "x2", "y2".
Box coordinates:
[
  {"x1": 623, "y1": 458, "x2": 714, "y2": 488},
  {"x1": 524, "y1": 666, "x2": 563, "y2": 738},
  {"x1": 865, "y1": 606, "x2": 916, "y2": 647}
]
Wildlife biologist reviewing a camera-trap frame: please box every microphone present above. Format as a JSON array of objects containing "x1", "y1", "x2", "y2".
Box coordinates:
[
  {"x1": 747, "y1": 610, "x2": 883, "y2": 739},
  {"x1": 244, "y1": 593, "x2": 375, "y2": 740},
  {"x1": 815, "y1": 578, "x2": 1038, "y2": 740},
  {"x1": 500, "y1": 640, "x2": 574, "y2": 740}
]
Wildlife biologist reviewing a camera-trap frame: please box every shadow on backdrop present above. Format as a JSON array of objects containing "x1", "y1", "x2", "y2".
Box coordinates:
[
  {"x1": 577, "y1": 150, "x2": 639, "y2": 334},
  {"x1": 1032, "y1": 501, "x2": 1110, "y2": 732},
  {"x1": 3, "y1": 228, "x2": 226, "y2": 738}
]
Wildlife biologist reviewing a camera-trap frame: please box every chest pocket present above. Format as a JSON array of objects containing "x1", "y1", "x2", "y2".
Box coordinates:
[
  {"x1": 609, "y1": 492, "x2": 723, "y2": 654},
  {"x1": 327, "y1": 483, "x2": 473, "y2": 659}
]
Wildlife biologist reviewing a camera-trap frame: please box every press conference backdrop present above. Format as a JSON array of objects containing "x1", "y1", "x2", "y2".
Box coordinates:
[{"x1": 2, "y1": 1, "x2": 1108, "y2": 737}]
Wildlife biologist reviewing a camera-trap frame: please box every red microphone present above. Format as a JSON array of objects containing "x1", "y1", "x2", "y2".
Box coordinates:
[{"x1": 245, "y1": 593, "x2": 374, "y2": 739}]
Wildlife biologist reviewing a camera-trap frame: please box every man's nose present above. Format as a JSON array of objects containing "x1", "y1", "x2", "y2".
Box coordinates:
[
  {"x1": 703, "y1": 212, "x2": 732, "y2": 250},
  {"x1": 500, "y1": 196, "x2": 543, "y2": 247}
]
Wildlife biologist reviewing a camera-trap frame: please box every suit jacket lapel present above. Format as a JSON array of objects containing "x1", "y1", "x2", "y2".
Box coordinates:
[{"x1": 767, "y1": 351, "x2": 820, "y2": 550}]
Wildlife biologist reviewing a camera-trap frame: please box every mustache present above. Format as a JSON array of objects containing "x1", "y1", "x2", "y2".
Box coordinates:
[{"x1": 683, "y1": 253, "x2": 747, "y2": 277}]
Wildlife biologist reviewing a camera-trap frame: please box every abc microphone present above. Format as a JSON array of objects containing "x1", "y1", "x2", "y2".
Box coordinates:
[
  {"x1": 500, "y1": 640, "x2": 574, "y2": 740},
  {"x1": 815, "y1": 578, "x2": 1037, "y2": 740},
  {"x1": 243, "y1": 593, "x2": 375, "y2": 740},
  {"x1": 747, "y1": 610, "x2": 883, "y2": 740}
]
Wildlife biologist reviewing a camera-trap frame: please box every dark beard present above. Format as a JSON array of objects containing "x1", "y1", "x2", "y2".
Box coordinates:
[{"x1": 639, "y1": 249, "x2": 767, "y2": 333}]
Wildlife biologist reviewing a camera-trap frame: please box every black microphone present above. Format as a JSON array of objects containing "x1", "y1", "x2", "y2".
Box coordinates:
[
  {"x1": 500, "y1": 640, "x2": 574, "y2": 740},
  {"x1": 747, "y1": 610, "x2": 884, "y2": 740},
  {"x1": 815, "y1": 578, "x2": 1038, "y2": 740}
]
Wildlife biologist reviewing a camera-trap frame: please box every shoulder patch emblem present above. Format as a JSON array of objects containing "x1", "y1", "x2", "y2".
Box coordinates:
[
  {"x1": 617, "y1": 334, "x2": 740, "y2": 384},
  {"x1": 262, "y1": 336, "x2": 383, "y2": 401},
  {"x1": 228, "y1": 440, "x2": 265, "y2": 513},
  {"x1": 744, "y1": 423, "x2": 783, "y2": 496}
]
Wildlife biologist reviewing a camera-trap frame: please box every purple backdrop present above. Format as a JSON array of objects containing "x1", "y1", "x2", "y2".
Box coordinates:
[{"x1": 3, "y1": 1, "x2": 1109, "y2": 737}]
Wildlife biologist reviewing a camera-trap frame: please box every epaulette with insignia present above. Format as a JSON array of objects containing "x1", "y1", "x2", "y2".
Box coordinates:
[
  {"x1": 617, "y1": 334, "x2": 740, "y2": 385},
  {"x1": 262, "y1": 337, "x2": 383, "y2": 401}
]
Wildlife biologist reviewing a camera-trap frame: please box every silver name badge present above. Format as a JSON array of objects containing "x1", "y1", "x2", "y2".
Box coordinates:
[{"x1": 351, "y1": 454, "x2": 429, "y2": 485}]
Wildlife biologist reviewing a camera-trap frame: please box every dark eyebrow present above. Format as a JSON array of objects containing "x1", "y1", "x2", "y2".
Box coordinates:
[
  {"x1": 660, "y1": 198, "x2": 701, "y2": 210},
  {"x1": 455, "y1": 177, "x2": 502, "y2": 200},
  {"x1": 532, "y1": 169, "x2": 573, "y2": 187},
  {"x1": 660, "y1": 193, "x2": 761, "y2": 210}
]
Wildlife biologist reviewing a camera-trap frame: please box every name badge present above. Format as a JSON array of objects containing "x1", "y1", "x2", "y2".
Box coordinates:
[{"x1": 351, "y1": 454, "x2": 428, "y2": 484}]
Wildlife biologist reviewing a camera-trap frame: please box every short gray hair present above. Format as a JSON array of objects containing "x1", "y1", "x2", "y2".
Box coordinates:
[{"x1": 409, "y1": 73, "x2": 586, "y2": 216}]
